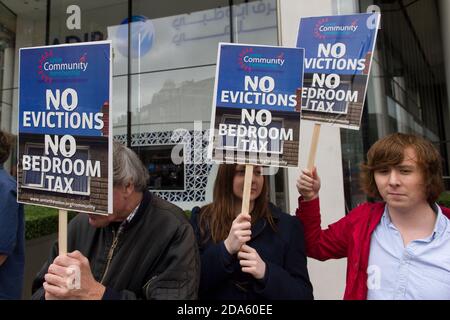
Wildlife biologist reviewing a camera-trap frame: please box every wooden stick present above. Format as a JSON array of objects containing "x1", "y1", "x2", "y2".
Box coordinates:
[
  {"x1": 241, "y1": 164, "x2": 253, "y2": 215},
  {"x1": 307, "y1": 123, "x2": 321, "y2": 170},
  {"x1": 59, "y1": 210, "x2": 68, "y2": 255}
]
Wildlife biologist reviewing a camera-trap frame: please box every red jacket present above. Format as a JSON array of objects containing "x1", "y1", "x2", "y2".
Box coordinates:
[{"x1": 296, "y1": 197, "x2": 450, "y2": 300}]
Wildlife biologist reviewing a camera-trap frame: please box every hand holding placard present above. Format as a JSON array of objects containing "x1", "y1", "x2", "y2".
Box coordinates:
[
  {"x1": 297, "y1": 167, "x2": 321, "y2": 201},
  {"x1": 224, "y1": 211, "x2": 252, "y2": 255},
  {"x1": 238, "y1": 244, "x2": 266, "y2": 280},
  {"x1": 224, "y1": 165, "x2": 253, "y2": 255}
]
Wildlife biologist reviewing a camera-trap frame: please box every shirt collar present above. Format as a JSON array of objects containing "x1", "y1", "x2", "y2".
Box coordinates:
[
  {"x1": 381, "y1": 206, "x2": 395, "y2": 230},
  {"x1": 117, "y1": 201, "x2": 141, "y2": 230},
  {"x1": 431, "y1": 204, "x2": 447, "y2": 238},
  {"x1": 382, "y1": 203, "x2": 447, "y2": 240},
  {"x1": 126, "y1": 203, "x2": 141, "y2": 223}
]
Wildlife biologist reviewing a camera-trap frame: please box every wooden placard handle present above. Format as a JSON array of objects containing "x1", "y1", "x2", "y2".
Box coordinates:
[
  {"x1": 241, "y1": 164, "x2": 253, "y2": 215},
  {"x1": 59, "y1": 210, "x2": 68, "y2": 255},
  {"x1": 307, "y1": 123, "x2": 321, "y2": 171}
]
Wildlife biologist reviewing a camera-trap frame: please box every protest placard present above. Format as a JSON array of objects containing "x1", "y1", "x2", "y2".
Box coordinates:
[
  {"x1": 297, "y1": 13, "x2": 380, "y2": 130},
  {"x1": 208, "y1": 43, "x2": 304, "y2": 168},
  {"x1": 17, "y1": 41, "x2": 112, "y2": 217}
]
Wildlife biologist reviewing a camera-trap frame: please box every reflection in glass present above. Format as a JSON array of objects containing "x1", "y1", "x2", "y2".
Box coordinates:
[
  {"x1": 128, "y1": 65, "x2": 215, "y2": 135},
  {"x1": 133, "y1": 145, "x2": 185, "y2": 191},
  {"x1": 112, "y1": 75, "x2": 128, "y2": 136},
  {"x1": 232, "y1": 0, "x2": 278, "y2": 45},
  {"x1": 129, "y1": 1, "x2": 231, "y2": 74}
]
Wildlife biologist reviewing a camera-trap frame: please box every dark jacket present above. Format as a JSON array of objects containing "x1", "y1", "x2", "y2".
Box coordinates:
[
  {"x1": 32, "y1": 191, "x2": 200, "y2": 300},
  {"x1": 190, "y1": 204, "x2": 313, "y2": 300},
  {"x1": 296, "y1": 197, "x2": 450, "y2": 300}
]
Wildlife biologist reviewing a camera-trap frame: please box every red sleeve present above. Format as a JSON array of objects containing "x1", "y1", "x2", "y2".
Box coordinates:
[
  {"x1": 295, "y1": 196, "x2": 350, "y2": 261},
  {"x1": 441, "y1": 206, "x2": 450, "y2": 219}
]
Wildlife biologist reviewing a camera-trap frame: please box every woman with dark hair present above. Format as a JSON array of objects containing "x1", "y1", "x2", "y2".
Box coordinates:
[
  {"x1": 297, "y1": 133, "x2": 450, "y2": 300},
  {"x1": 190, "y1": 164, "x2": 313, "y2": 300}
]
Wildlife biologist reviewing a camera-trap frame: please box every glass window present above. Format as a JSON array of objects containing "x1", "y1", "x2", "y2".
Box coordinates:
[
  {"x1": 130, "y1": 0, "x2": 230, "y2": 73},
  {"x1": 129, "y1": 65, "x2": 215, "y2": 134},
  {"x1": 232, "y1": 0, "x2": 278, "y2": 45},
  {"x1": 0, "y1": 1, "x2": 16, "y2": 136},
  {"x1": 49, "y1": 0, "x2": 128, "y2": 45},
  {"x1": 112, "y1": 75, "x2": 127, "y2": 136},
  {"x1": 134, "y1": 145, "x2": 185, "y2": 191}
]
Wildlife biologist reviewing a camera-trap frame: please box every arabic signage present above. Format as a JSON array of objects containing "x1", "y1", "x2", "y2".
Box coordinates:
[
  {"x1": 108, "y1": 0, "x2": 277, "y2": 76},
  {"x1": 171, "y1": 0, "x2": 277, "y2": 46}
]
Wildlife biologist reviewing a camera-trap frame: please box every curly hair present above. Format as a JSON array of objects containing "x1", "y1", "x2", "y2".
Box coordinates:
[
  {"x1": 360, "y1": 133, "x2": 444, "y2": 204},
  {"x1": 0, "y1": 130, "x2": 13, "y2": 164}
]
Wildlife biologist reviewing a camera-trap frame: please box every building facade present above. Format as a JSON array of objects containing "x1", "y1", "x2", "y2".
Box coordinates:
[{"x1": 1, "y1": 0, "x2": 449, "y2": 299}]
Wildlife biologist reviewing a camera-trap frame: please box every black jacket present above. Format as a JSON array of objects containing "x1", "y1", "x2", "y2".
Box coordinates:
[
  {"x1": 190, "y1": 204, "x2": 314, "y2": 300},
  {"x1": 32, "y1": 191, "x2": 200, "y2": 299}
]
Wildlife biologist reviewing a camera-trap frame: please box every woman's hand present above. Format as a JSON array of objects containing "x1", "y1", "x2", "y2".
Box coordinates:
[
  {"x1": 296, "y1": 167, "x2": 321, "y2": 201},
  {"x1": 224, "y1": 213, "x2": 252, "y2": 255},
  {"x1": 238, "y1": 244, "x2": 266, "y2": 280}
]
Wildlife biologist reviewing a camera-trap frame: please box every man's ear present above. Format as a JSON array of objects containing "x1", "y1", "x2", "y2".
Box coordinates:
[{"x1": 124, "y1": 181, "x2": 135, "y2": 196}]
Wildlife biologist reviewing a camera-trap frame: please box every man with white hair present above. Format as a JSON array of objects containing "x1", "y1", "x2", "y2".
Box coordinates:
[{"x1": 31, "y1": 142, "x2": 199, "y2": 299}]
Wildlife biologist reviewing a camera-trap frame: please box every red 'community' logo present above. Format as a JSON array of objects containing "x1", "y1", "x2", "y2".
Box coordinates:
[
  {"x1": 37, "y1": 50, "x2": 54, "y2": 83},
  {"x1": 238, "y1": 47, "x2": 254, "y2": 72}
]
